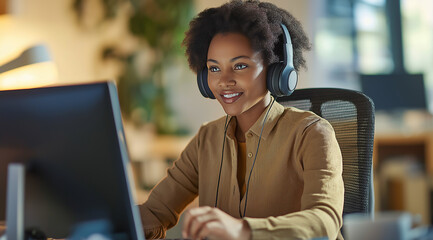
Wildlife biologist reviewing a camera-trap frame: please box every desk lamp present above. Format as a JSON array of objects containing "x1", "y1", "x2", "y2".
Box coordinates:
[{"x1": 0, "y1": 44, "x2": 58, "y2": 90}]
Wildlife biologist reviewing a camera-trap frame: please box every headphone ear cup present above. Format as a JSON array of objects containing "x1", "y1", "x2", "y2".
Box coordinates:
[
  {"x1": 268, "y1": 23, "x2": 298, "y2": 97},
  {"x1": 286, "y1": 69, "x2": 298, "y2": 95},
  {"x1": 266, "y1": 63, "x2": 284, "y2": 97},
  {"x1": 197, "y1": 68, "x2": 215, "y2": 99},
  {"x1": 278, "y1": 66, "x2": 298, "y2": 96},
  {"x1": 266, "y1": 63, "x2": 298, "y2": 97}
]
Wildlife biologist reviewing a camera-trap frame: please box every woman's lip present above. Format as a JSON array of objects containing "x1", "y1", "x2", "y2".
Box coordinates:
[{"x1": 220, "y1": 92, "x2": 243, "y2": 104}]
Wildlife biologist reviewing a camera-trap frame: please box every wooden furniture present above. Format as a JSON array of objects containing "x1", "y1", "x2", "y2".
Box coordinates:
[
  {"x1": 373, "y1": 114, "x2": 433, "y2": 224},
  {"x1": 373, "y1": 131, "x2": 433, "y2": 174}
]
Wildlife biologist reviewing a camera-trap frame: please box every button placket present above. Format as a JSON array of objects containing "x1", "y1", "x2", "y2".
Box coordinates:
[{"x1": 246, "y1": 131, "x2": 254, "y2": 159}]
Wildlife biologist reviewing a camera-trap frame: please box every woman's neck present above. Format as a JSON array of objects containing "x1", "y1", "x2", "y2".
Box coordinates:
[{"x1": 235, "y1": 94, "x2": 271, "y2": 142}]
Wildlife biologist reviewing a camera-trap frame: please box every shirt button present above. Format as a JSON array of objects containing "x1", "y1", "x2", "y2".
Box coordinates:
[
  {"x1": 248, "y1": 152, "x2": 253, "y2": 158},
  {"x1": 247, "y1": 132, "x2": 253, "y2": 138}
]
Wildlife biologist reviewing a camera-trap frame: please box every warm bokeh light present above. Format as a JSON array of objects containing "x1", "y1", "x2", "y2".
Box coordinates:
[
  {"x1": 0, "y1": 14, "x2": 58, "y2": 91},
  {"x1": 402, "y1": 0, "x2": 433, "y2": 76},
  {"x1": 354, "y1": 1, "x2": 393, "y2": 74},
  {"x1": 0, "y1": 61, "x2": 58, "y2": 90},
  {"x1": 0, "y1": 15, "x2": 40, "y2": 66}
]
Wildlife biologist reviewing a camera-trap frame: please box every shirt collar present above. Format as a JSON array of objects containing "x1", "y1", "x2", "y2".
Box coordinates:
[{"x1": 225, "y1": 98, "x2": 285, "y2": 141}]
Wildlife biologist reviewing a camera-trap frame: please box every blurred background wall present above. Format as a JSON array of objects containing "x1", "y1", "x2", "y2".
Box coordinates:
[
  {"x1": 0, "y1": 0, "x2": 329, "y2": 135},
  {"x1": 2, "y1": 0, "x2": 432, "y2": 134}
]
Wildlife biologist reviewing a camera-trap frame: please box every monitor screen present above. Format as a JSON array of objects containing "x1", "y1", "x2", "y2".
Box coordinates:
[
  {"x1": 0, "y1": 81, "x2": 144, "y2": 239},
  {"x1": 360, "y1": 73, "x2": 427, "y2": 111}
]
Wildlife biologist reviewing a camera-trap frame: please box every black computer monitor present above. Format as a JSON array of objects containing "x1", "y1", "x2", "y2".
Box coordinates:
[
  {"x1": 360, "y1": 73, "x2": 427, "y2": 111},
  {"x1": 0, "y1": 81, "x2": 144, "y2": 239}
]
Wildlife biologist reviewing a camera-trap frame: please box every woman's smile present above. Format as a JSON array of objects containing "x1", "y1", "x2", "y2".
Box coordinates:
[{"x1": 220, "y1": 91, "x2": 243, "y2": 103}]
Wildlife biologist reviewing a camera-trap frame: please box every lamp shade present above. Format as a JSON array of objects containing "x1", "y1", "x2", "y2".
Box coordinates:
[
  {"x1": 0, "y1": 44, "x2": 51, "y2": 73},
  {"x1": 0, "y1": 44, "x2": 58, "y2": 90}
]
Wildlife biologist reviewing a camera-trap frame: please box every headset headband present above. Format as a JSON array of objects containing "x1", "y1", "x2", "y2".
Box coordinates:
[{"x1": 280, "y1": 23, "x2": 294, "y2": 69}]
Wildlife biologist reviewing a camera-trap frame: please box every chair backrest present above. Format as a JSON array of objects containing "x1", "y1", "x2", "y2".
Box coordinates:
[{"x1": 277, "y1": 88, "x2": 375, "y2": 215}]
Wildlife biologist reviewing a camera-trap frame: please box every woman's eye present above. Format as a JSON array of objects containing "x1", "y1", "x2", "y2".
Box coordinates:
[
  {"x1": 209, "y1": 66, "x2": 220, "y2": 72},
  {"x1": 234, "y1": 64, "x2": 247, "y2": 70}
]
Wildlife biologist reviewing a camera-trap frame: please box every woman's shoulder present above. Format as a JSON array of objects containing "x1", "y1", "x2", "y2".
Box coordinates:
[
  {"x1": 278, "y1": 106, "x2": 333, "y2": 132},
  {"x1": 196, "y1": 115, "x2": 228, "y2": 136},
  {"x1": 281, "y1": 106, "x2": 322, "y2": 124},
  {"x1": 201, "y1": 115, "x2": 227, "y2": 128}
]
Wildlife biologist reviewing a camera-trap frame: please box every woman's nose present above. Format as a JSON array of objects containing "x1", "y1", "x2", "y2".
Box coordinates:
[{"x1": 218, "y1": 71, "x2": 235, "y2": 87}]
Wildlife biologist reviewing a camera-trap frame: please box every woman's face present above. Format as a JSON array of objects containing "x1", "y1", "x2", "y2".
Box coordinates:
[{"x1": 207, "y1": 32, "x2": 269, "y2": 118}]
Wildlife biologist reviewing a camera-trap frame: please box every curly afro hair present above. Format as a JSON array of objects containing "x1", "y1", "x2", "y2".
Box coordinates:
[{"x1": 183, "y1": 0, "x2": 311, "y2": 74}]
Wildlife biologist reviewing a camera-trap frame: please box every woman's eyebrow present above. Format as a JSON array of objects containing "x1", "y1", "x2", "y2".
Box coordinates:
[
  {"x1": 231, "y1": 56, "x2": 249, "y2": 62},
  {"x1": 207, "y1": 59, "x2": 218, "y2": 64},
  {"x1": 207, "y1": 56, "x2": 250, "y2": 64}
]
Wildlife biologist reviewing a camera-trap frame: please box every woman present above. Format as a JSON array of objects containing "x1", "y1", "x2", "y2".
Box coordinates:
[{"x1": 139, "y1": 1, "x2": 344, "y2": 239}]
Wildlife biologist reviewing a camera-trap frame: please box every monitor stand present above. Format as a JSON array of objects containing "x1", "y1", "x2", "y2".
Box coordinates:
[
  {"x1": 4, "y1": 163, "x2": 117, "y2": 240},
  {"x1": 6, "y1": 163, "x2": 25, "y2": 240}
]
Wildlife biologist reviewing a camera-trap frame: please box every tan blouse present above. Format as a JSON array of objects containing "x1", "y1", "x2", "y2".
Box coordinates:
[
  {"x1": 139, "y1": 102, "x2": 344, "y2": 239},
  {"x1": 237, "y1": 141, "x2": 247, "y2": 198}
]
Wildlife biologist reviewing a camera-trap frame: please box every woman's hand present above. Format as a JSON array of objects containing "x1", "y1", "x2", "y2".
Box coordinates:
[{"x1": 182, "y1": 206, "x2": 251, "y2": 240}]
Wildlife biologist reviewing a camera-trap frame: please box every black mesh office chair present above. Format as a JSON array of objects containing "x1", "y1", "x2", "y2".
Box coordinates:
[{"x1": 277, "y1": 88, "x2": 375, "y2": 215}]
